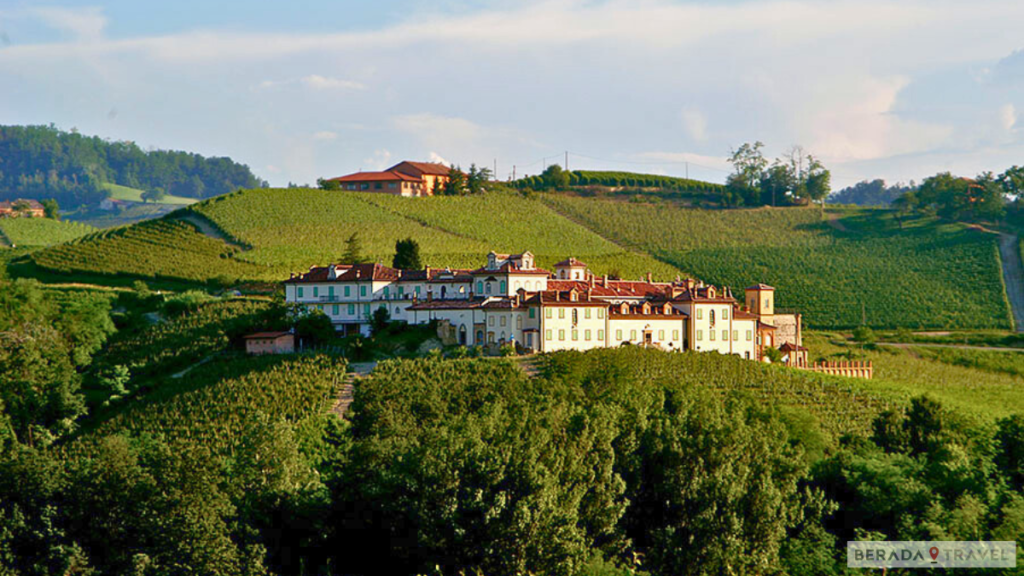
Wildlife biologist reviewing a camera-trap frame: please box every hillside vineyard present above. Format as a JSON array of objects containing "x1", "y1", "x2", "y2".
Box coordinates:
[{"x1": 285, "y1": 250, "x2": 806, "y2": 363}]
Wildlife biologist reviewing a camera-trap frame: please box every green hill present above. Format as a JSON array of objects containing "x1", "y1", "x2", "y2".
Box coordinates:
[
  {"x1": 19, "y1": 189, "x2": 1014, "y2": 330},
  {"x1": 0, "y1": 217, "x2": 96, "y2": 247}
]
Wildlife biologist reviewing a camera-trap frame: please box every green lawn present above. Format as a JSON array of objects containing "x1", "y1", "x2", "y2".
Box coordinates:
[{"x1": 103, "y1": 182, "x2": 198, "y2": 205}]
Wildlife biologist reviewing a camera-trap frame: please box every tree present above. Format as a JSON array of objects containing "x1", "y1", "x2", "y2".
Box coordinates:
[
  {"x1": 761, "y1": 162, "x2": 794, "y2": 208},
  {"x1": 317, "y1": 178, "x2": 341, "y2": 191},
  {"x1": 915, "y1": 172, "x2": 1005, "y2": 222},
  {"x1": 392, "y1": 238, "x2": 422, "y2": 270},
  {"x1": 726, "y1": 142, "x2": 768, "y2": 206},
  {"x1": 541, "y1": 164, "x2": 570, "y2": 190},
  {"x1": 804, "y1": 155, "x2": 831, "y2": 217},
  {"x1": 442, "y1": 167, "x2": 466, "y2": 195},
  {"x1": 370, "y1": 306, "x2": 390, "y2": 335},
  {"x1": 41, "y1": 199, "x2": 59, "y2": 220},
  {"x1": 140, "y1": 188, "x2": 166, "y2": 203},
  {"x1": 466, "y1": 164, "x2": 493, "y2": 195},
  {"x1": 342, "y1": 232, "x2": 365, "y2": 264}
]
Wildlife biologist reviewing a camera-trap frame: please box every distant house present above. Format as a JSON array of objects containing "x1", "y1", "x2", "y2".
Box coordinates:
[
  {"x1": 99, "y1": 198, "x2": 129, "y2": 211},
  {"x1": 0, "y1": 199, "x2": 45, "y2": 218},
  {"x1": 243, "y1": 331, "x2": 296, "y2": 355},
  {"x1": 324, "y1": 161, "x2": 452, "y2": 197}
]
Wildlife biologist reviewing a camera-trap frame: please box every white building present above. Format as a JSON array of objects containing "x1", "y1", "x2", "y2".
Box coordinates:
[{"x1": 283, "y1": 250, "x2": 802, "y2": 360}]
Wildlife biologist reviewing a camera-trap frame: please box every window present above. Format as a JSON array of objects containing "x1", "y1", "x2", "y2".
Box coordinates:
[
  {"x1": 585, "y1": 309, "x2": 591, "y2": 319},
  {"x1": 696, "y1": 309, "x2": 703, "y2": 320},
  {"x1": 360, "y1": 286, "x2": 367, "y2": 297},
  {"x1": 630, "y1": 330, "x2": 637, "y2": 340},
  {"x1": 529, "y1": 308, "x2": 536, "y2": 318},
  {"x1": 415, "y1": 286, "x2": 421, "y2": 297},
  {"x1": 516, "y1": 316, "x2": 522, "y2": 329},
  {"x1": 485, "y1": 283, "x2": 492, "y2": 294},
  {"x1": 709, "y1": 309, "x2": 715, "y2": 326},
  {"x1": 559, "y1": 309, "x2": 565, "y2": 319},
  {"x1": 598, "y1": 330, "x2": 604, "y2": 341},
  {"x1": 348, "y1": 304, "x2": 355, "y2": 315},
  {"x1": 558, "y1": 329, "x2": 565, "y2": 341},
  {"x1": 697, "y1": 330, "x2": 703, "y2": 340},
  {"x1": 363, "y1": 304, "x2": 370, "y2": 316},
  {"x1": 572, "y1": 330, "x2": 578, "y2": 341},
  {"x1": 313, "y1": 287, "x2": 319, "y2": 297},
  {"x1": 572, "y1": 309, "x2": 578, "y2": 325},
  {"x1": 658, "y1": 330, "x2": 664, "y2": 340},
  {"x1": 398, "y1": 287, "x2": 404, "y2": 297},
  {"x1": 383, "y1": 287, "x2": 389, "y2": 298},
  {"x1": 546, "y1": 329, "x2": 552, "y2": 340},
  {"x1": 332, "y1": 304, "x2": 339, "y2": 315},
  {"x1": 297, "y1": 287, "x2": 304, "y2": 298},
  {"x1": 500, "y1": 316, "x2": 507, "y2": 327},
  {"x1": 598, "y1": 308, "x2": 604, "y2": 319},
  {"x1": 722, "y1": 330, "x2": 728, "y2": 341},
  {"x1": 545, "y1": 308, "x2": 552, "y2": 319},
  {"x1": 733, "y1": 330, "x2": 738, "y2": 341},
  {"x1": 585, "y1": 329, "x2": 591, "y2": 341},
  {"x1": 709, "y1": 330, "x2": 715, "y2": 341},
  {"x1": 477, "y1": 281, "x2": 483, "y2": 293},
  {"x1": 329, "y1": 286, "x2": 335, "y2": 298},
  {"x1": 500, "y1": 280, "x2": 506, "y2": 293},
  {"x1": 746, "y1": 330, "x2": 752, "y2": 341},
  {"x1": 723, "y1": 308, "x2": 729, "y2": 320},
  {"x1": 345, "y1": 286, "x2": 351, "y2": 297},
  {"x1": 765, "y1": 298, "x2": 770, "y2": 309},
  {"x1": 672, "y1": 330, "x2": 679, "y2": 340},
  {"x1": 489, "y1": 316, "x2": 495, "y2": 326},
  {"x1": 616, "y1": 329, "x2": 622, "y2": 341}
]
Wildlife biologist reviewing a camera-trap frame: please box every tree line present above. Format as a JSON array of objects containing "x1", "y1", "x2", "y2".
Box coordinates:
[
  {"x1": 0, "y1": 125, "x2": 266, "y2": 209},
  {"x1": 724, "y1": 142, "x2": 832, "y2": 211}
]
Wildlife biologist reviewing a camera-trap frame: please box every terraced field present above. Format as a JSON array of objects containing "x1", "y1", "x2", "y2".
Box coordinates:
[
  {"x1": 0, "y1": 217, "x2": 95, "y2": 247},
  {"x1": 544, "y1": 196, "x2": 1012, "y2": 330}
]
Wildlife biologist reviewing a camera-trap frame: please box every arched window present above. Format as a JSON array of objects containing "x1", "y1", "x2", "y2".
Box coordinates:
[
  {"x1": 572, "y1": 309, "x2": 578, "y2": 326},
  {"x1": 485, "y1": 283, "x2": 492, "y2": 294},
  {"x1": 459, "y1": 325, "x2": 467, "y2": 345},
  {"x1": 476, "y1": 330, "x2": 484, "y2": 343},
  {"x1": 709, "y1": 309, "x2": 716, "y2": 326},
  {"x1": 441, "y1": 286, "x2": 447, "y2": 298}
]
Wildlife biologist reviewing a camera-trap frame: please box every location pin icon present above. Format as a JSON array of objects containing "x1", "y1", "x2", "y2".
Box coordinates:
[{"x1": 930, "y1": 547, "x2": 940, "y2": 561}]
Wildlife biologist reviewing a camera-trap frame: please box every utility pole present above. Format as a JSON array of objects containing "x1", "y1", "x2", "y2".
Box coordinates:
[
  {"x1": 512, "y1": 165, "x2": 516, "y2": 180},
  {"x1": 565, "y1": 151, "x2": 569, "y2": 171},
  {"x1": 493, "y1": 159, "x2": 497, "y2": 179}
]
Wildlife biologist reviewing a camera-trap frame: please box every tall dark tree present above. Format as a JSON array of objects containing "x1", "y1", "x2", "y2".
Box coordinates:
[
  {"x1": 342, "y1": 232, "x2": 365, "y2": 264},
  {"x1": 392, "y1": 238, "x2": 422, "y2": 270}
]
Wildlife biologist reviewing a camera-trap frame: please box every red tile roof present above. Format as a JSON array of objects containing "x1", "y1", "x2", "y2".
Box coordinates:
[
  {"x1": 389, "y1": 161, "x2": 452, "y2": 176},
  {"x1": 746, "y1": 283, "x2": 775, "y2": 291},
  {"x1": 327, "y1": 171, "x2": 421, "y2": 183},
  {"x1": 471, "y1": 262, "x2": 551, "y2": 276},
  {"x1": 285, "y1": 263, "x2": 400, "y2": 283},
  {"x1": 554, "y1": 257, "x2": 588, "y2": 268},
  {"x1": 244, "y1": 331, "x2": 292, "y2": 339}
]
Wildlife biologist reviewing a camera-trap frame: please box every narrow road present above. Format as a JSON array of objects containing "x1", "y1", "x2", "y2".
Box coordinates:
[
  {"x1": 999, "y1": 233, "x2": 1024, "y2": 332},
  {"x1": 171, "y1": 211, "x2": 247, "y2": 249},
  {"x1": 331, "y1": 361, "x2": 376, "y2": 418}
]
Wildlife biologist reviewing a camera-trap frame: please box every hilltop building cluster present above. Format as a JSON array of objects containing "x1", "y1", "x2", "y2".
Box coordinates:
[
  {"x1": 0, "y1": 199, "x2": 45, "y2": 218},
  {"x1": 284, "y1": 250, "x2": 806, "y2": 364},
  {"x1": 324, "y1": 161, "x2": 452, "y2": 197}
]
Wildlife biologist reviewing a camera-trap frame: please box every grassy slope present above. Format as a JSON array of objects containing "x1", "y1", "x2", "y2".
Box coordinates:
[
  {"x1": 193, "y1": 188, "x2": 680, "y2": 279},
  {"x1": 103, "y1": 182, "x2": 198, "y2": 205},
  {"x1": 804, "y1": 333, "x2": 1024, "y2": 422},
  {"x1": 0, "y1": 217, "x2": 95, "y2": 247},
  {"x1": 543, "y1": 197, "x2": 1011, "y2": 330}
]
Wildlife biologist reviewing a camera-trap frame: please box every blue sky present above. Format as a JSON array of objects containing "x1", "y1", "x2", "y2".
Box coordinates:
[{"x1": 3, "y1": 1, "x2": 1024, "y2": 189}]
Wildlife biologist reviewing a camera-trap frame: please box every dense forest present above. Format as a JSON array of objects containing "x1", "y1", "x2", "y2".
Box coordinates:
[{"x1": 0, "y1": 125, "x2": 266, "y2": 209}]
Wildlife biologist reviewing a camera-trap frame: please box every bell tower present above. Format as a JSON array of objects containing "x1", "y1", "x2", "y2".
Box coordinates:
[{"x1": 745, "y1": 284, "x2": 775, "y2": 318}]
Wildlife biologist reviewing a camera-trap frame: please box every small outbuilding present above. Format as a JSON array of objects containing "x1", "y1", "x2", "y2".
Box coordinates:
[{"x1": 243, "y1": 331, "x2": 295, "y2": 355}]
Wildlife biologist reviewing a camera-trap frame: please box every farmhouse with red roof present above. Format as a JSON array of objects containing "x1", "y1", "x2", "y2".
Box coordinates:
[{"x1": 324, "y1": 160, "x2": 453, "y2": 196}]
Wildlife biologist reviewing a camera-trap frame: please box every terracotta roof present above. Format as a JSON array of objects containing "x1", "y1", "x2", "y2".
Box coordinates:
[
  {"x1": 407, "y1": 299, "x2": 483, "y2": 310},
  {"x1": 780, "y1": 342, "x2": 808, "y2": 352},
  {"x1": 545, "y1": 280, "x2": 621, "y2": 297},
  {"x1": 396, "y1": 268, "x2": 473, "y2": 283},
  {"x1": 757, "y1": 321, "x2": 777, "y2": 331},
  {"x1": 746, "y1": 283, "x2": 775, "y2": 291},
  {"x1": 523, "y1": 290, "x2": 607, "y2": 307},
  {"x1": 733, "y1": 309, "x2": 760, "y2": 320},
  {"x1": 554, "y1": 257, "x2": 588, "y2": 268},
  {"x1": 388, "y1": 161, "x2": 452, "y2": 176},
  {"x1": 327, "y1": 171, "x2": 421, "y2": 183},
  {"x1": 244, "y1": 331, "x2": 292, "y2": 339},
  {"x1": 0, "y1": 199, "x2": 45, "y2": 210}
]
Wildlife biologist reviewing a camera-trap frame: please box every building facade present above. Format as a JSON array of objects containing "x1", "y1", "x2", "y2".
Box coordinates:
[
  {"x1": 324, "y1": 161, "x2": 452, "y2": 197},
  {"x1": 283, "y1": 250, "x2": 803, "y2": 360}
]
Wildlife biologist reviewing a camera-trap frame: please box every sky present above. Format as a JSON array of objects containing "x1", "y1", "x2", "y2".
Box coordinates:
[{"x1": 2, "y1": 0, "x2": 1024, "y2": 189}]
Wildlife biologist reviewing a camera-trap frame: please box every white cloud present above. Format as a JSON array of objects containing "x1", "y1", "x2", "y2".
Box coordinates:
[
  {"x1": 1000, "y1": 104, "x2": 1017, "y2": 132},
  {"x1": 312, "y1": 130, "x2": 338, "y2": 141},
  {"x1": 429, "y1": 152, "x2": 451, "y2": 166},
  {"x1": 31, "y1": 7, "x2": 107, "y2": 42},
  {"x1": 362, "y1": 149, "x2": 392, "y2": 170},
  {"x1": 300, "y1": 75, "x2": 365, "y2": 91},
  {"x1": 679, "y1": 109, "x2": 708, "y2": 142}
]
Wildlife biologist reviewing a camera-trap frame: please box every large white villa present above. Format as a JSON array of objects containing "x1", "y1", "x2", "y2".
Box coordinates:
[{"x1": 283, "y1": 250, "x2": 805, "y2": 362}]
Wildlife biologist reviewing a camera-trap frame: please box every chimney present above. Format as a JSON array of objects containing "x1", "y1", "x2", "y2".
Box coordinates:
[
  {"x1": 602, "y1": 274, "x2": 608, "y2": 287},
  {"x1": 425, "y1": 265, "x2": 431, "y2": 276},
  {"x1": 646, "y1": 272, "x2": 653, "y2": 283},
  {"x1": 589, "y1": 272, "x2": 595, "y2": 287},
  {"x1": 290, "y1": 272, "x2": 295, "y2": 279},
  {"x1": 555, "y1": 291, "x2": 560, "y2": 302}
]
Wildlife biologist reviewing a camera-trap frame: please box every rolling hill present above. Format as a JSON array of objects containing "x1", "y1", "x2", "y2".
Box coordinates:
[
  {"x1": 17, "y1": 188, "x2": 1015, "y2": 329},
  {"x1": 0, "y1": 217, "x2": 96, "y2": 247}
]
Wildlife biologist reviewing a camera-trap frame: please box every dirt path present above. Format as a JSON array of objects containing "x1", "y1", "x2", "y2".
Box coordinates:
[
  {"x1": 515, "y1": 356, "x2": 543, "y2": 378},
  {"x1": 171, "y1": 211, "x2": 246, "y2": 249},
  {"x1": 998, "y1": 233, "x2": 1024, "y2": 332},
  {"x1": 331, "y1": 361, "x2": 376, "y2": 418},
  {"x1": 825, "y1": 212, "x2": 849, "y2": 232}
]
